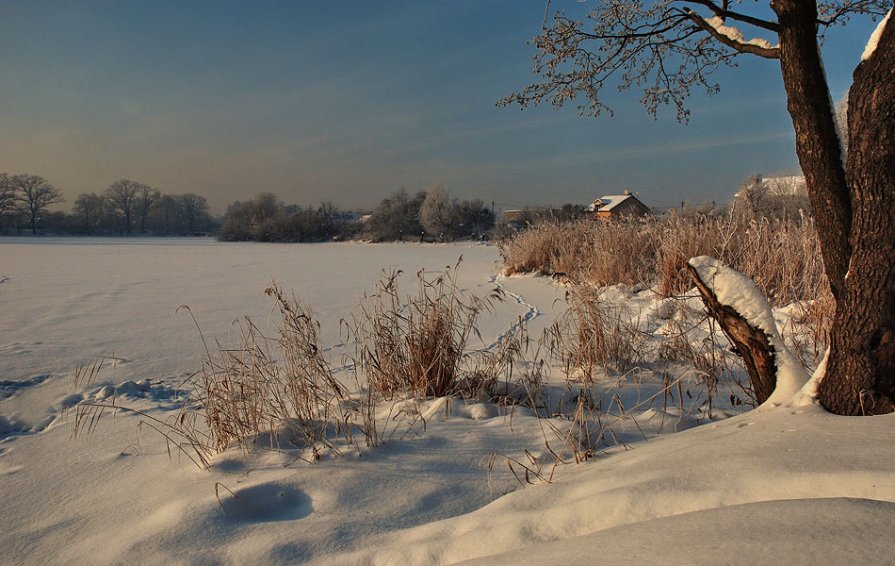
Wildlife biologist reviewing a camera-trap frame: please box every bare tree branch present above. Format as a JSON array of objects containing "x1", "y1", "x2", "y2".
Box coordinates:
[
  {"x1": 680, "y1": 0, "x2": 782, "y2": 31},
  {"x1": 684, "y1": 10, "x2": 780, "y2": 58}
]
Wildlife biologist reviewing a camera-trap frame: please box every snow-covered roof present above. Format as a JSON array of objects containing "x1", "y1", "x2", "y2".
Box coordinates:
[
  {"x1": 586, "y1": 194, "x2": 635, "y2": 212},
  {"x1": 735, "y1": 176, "x2": 807, "y2": 199},
  {"x1": 762, "y1": 176, "x2": 806, "y2": 196}
]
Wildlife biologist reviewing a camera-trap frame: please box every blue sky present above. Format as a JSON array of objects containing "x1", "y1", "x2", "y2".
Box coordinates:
[{"x1": 0, "y1": 1, "x2": 881, "y2": 212}]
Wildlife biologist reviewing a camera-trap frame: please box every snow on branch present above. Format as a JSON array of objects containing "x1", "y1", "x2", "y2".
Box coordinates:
[{"x1": 686, "y1": 11, "x2": 780, "y2": 58}]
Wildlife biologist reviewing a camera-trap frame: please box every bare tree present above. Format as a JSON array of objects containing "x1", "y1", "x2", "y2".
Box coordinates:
[
  {"x1": 502, "y1": 1, "x2": 895, "y2": 415},
  {"x1": 105, "y1": 179, "x2": 149, "y2": 235},
  {"x1": 420, "y1": 183, "x2": 458, "y2": 241},
  {"x1": 73, "y1": 193, "x2": 106, "y2": 234},
  {"x1": 13, "y1": 174, "x2": 64, "y2": 235},
  {"x1": 177, "y1": 193, "x2": 209, "y2": 234},
  {"x1": 0, "y1": 173, "x2": 16, "y2": 215},
  {"x1": 151, "y1": 194, "x2": 177, "y2": 234},
  {"x1": 136, "y1": 186, "x2": 160, "y2": 234}
]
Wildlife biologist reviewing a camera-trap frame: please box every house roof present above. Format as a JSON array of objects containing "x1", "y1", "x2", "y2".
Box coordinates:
[
  {"x1": 762, "y1": 176, "x2": 806, "y2": 196},
  {"x1": 734, "y1": 175, "x2": 807, "y2": 198},
  {"x1": 585, "y1": 194, "x2": 636, "y2": 212}
]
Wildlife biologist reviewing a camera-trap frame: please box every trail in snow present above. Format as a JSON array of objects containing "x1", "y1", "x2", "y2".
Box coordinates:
[{"x1": 483, "y1": 274, "x2": 541, "y2": 351}]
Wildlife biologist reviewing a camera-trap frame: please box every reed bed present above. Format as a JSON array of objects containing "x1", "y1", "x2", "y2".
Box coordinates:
[{"x1": 499, "y1": 212, "x2": 832, "y2": 359}]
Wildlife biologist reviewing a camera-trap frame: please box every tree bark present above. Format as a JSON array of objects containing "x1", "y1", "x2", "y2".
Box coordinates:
[
  {"x1": 819, "y1": 16, "x2": 895, "y2": 415},
  {"x1": 772, "y1": 0, "x2": 852, "y2": 300},
  {"x1": 688, "y1": 264, "x2": 778, "y2": 404}
]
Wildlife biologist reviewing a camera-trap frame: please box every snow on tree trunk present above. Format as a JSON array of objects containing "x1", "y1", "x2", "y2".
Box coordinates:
[{"x1": 688, "y1": 256, "x2": 809, "y2": 406}]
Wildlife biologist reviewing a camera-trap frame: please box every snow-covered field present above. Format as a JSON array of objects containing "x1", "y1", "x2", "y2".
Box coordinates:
[{"x1": 2, "y1": 238, "x2": 894, "y2": 564}]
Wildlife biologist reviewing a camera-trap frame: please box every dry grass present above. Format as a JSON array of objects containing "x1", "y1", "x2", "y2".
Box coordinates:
[
  {"x1": 500, "y1": 212, "x2": 827, "y2": 305},
  {"x1": 74, "y1": 287, "x2": 369, "y2": 468},
  {"x1": 181, "y1": 284, "x2": 363, "y2": 461},
  {"x1": 545, "y1": 284, "x2": 649, "y2": 383},
  {"x1": 351, "y1": 261, "x2": 509, "y2": 399},
  {"x1": 500, "y1": 211, "x2": 833, "y2": 363},
  {"x1": 499, "y1": 218, "x2": 655, "y2": 287}
]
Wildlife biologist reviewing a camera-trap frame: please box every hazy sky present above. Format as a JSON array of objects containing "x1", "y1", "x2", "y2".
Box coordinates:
[{"x1": 0, "y1": 1, "x2": 880, "y2": 213}]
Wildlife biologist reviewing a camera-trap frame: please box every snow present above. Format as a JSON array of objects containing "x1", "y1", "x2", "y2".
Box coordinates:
[
  {"x1": 862, "y1": 9, "x2": 891, "y2": 61},
  {"x1": 2, "y1": 239, "x2": 894, "y2": 564},
  {"x1": 467, "y1": 498, "x2": 895, "y2": 564},
  {"x1": 706, "y1": 16, "x2": 778, "y2": 50}
]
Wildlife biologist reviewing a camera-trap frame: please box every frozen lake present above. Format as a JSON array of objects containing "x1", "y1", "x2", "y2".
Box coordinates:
[
  {"x1": 0, "y1": 238, "x2": 511, "y2": 385},
  {"x1": 3, "y1": 238, "x2": 894, "y2": 565}
]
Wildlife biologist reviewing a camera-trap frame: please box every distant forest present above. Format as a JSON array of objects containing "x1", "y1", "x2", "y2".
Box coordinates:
[
  {"x1": 0, "y1": 174, "x2": 215, "y2": 237},
  {"x1": 0, "y1": 173, "x2": 499, "y2": 242}
]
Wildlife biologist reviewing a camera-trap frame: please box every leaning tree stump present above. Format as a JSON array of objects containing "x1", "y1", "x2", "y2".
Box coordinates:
[{"x1": 686, "y1": 261, "x2": 777, "y2": 405}]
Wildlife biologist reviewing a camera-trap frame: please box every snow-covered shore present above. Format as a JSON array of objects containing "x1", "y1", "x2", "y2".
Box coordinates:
[{"x1": 2, "y1": 239, "x2": 893, "y2": 564}]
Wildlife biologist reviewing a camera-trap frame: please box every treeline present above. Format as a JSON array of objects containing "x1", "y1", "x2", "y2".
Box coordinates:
[
  {"x1": 363, "y1": 184, "x2": 494, "y2": 242},
  {"x1": 2, "y1": 171, "x2": 497, "y2": 242},
  {"x1": 218, "y1": 184, "x2": 495, "y2": 243},
  {"x1": 0, "y1": 173, "x2": 214, "y2": 236},
  {"x1": 218, "y1": 194, "x2": 358, "y2": 242}
]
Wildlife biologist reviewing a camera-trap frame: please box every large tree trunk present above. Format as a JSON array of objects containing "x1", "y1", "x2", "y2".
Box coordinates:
[
  {"x1": 773, "y1": 1, "x2": 895, "y2": 414},
  {"x1": 819, "y1": 16, "x2": 895, "y2": 415},
  {"x1": 772, "y1": 0, "x2": 851, "y2": 301}
]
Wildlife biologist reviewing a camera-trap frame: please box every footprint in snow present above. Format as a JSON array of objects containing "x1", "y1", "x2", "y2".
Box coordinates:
[
  {"x1": 218, "y1": 482, "x2": 313, "y2": 523},
  {"x1": 0, "y1": 374, "x2": 53, "y2": 399}
]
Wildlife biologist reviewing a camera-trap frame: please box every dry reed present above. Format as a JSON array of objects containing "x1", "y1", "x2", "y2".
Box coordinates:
[{"x1": 351, "y1": 260, "x2": 510, "y2": 399}]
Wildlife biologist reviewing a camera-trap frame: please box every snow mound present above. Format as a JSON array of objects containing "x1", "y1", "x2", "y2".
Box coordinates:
[
  {"x1": 463, "y1": 498, "x2": 895, "y2": 565},
  {"x1": 331, "y1": 405, "x2": 895, "y2": 564}
]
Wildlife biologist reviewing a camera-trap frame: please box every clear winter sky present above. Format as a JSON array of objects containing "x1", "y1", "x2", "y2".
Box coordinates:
[{"x1": 0, "y1": 1, "x2": 881, "y2": 213}]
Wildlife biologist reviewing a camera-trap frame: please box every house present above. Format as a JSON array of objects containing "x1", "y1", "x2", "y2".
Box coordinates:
[
  {"x1": 586, "y1": 191, "x2": 650, "y2": 221},
  {"x1": 734, "y1": 175, "x2": 807, "y2": 199},
  {"x1": 734, "y1": 175, "x2": 810, "y2": 219}
]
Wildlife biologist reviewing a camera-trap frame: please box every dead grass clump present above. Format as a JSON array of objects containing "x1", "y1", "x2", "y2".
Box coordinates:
[
  {"x1": 502, "y1": 212, "x2": 832, "y2": 365},
  {"x1": 657, "y1": 213, "x2": 733, "y2": 297},
  {"x1": 498, "y1": 220, "x2": 594, "y2": 277},
  {"x1": 501, "y1": 212, "x2": 828, "y2": 306},
  {"x1": 547, "y1": 284, "x2": 648, "y2": 381},
  {"x1": 733, "y1": 216, "x2": 826, "y2": 307},
  {"x1": 353, "y1": 261, "x2": 507, "y2": 399},
  {"x1": 578, "y1": 221, "x2": 657, "y2": 288},
  {"x1": 183, "y1": 284, "x2": 354, "y2": 460}
]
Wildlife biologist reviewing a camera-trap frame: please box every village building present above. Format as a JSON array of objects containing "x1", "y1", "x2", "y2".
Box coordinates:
[{"x1": 586, "y1": 191, "x2": 650, "y2": 220}]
